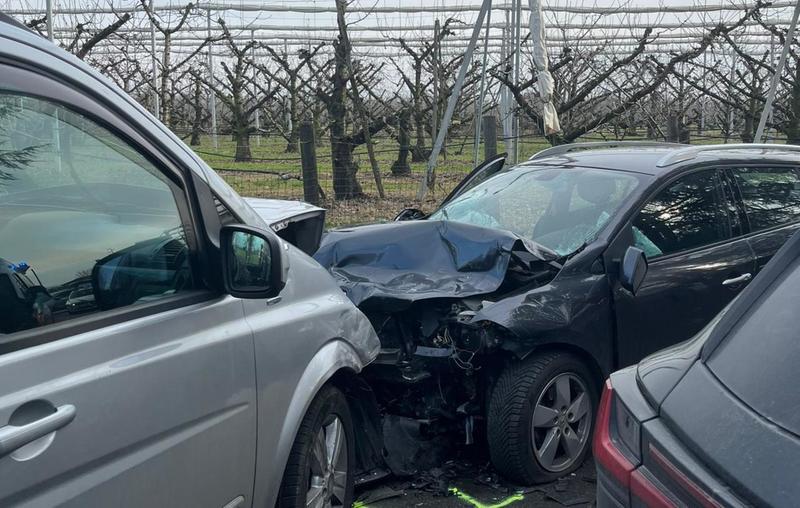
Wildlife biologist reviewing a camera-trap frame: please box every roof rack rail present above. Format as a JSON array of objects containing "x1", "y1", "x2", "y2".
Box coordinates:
[
  {"x1": 656, "y1": 143, "x2": 800, "y2": 167},
  {"x1": 528, "y1": 141, "x2": 683, "y2": 161}
]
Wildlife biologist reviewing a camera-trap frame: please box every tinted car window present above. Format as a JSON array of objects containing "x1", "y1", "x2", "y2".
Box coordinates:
[
  {"x1": 732, "y1": 167, "x2": 800, "y2": 231},
  {"x1": 707, "y1": 256, "x2": 800, "y2": 435},
  {"x1": 633, "y1": 170, "x2": 730, "y2": 258},
  {"x1": 0, "y1": 93, "x2": 193, "y2": 336}
]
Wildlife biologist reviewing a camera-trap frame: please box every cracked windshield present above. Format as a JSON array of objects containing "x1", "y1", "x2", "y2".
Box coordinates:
[{"x1": 429, "y1": 167, "x2": 642, "y2": 256}]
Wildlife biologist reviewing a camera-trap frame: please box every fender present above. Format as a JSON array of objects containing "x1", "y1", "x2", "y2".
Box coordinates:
[{"x1": 262, "y1": 338, "x2": 367, "y2": 506}]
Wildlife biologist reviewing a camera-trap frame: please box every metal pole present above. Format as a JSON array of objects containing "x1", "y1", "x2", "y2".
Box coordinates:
[
  {"x1": 149, "y1": 0, "x2": 159, "y2": 120},
  {"x1": 252, "y1": 30, "x2": 261, "y2": 147},
  {"x1": 728, "y1": 47, "x2": 737, "y2": 143},
  {"x1": 499, "y1": 23, "x2": 509, "y2": 146},
  {"x1": 417, "y1": 0, "x2": 492, "y2": 199},
  {"x1": 45, "y1": 0, "x2": 54, "y2": 41},
  {"x1": 207, "y1": 9, "x2": 218, "y2": 149},
  {"x1": 700, "y1": 51, "x2": 707, "y2": 134},
  {"x1": 502, "y1": 13, "x2": 513, "y2": 147},
  {"x1": 755, "y1": 0, "x2": 800, "y2": 143},
  {"x1": 513, "y1": 0, "x2": 522, "y2": 163},
  {"x1": 474, "y1": 5, "x2": 493, "y2": 166},
  {"x1": 508, "y1": 0, "x2": 517, "y2": 163},
  {"x1": 766, "y1": 32, "x2": 777, "y2": 140}
]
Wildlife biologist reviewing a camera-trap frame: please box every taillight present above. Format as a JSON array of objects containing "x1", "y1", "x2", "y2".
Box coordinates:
[
  {"x1": 648, "y1": 445, "x2": 723, "y2": 508},
  {"x1": 593, "y1": 379, "x2": 677, "y2": 508},
  {"x1": 593, "y1": 380, "x2": 635, "y2": 488},
  {"x1": 630, "y1": 469, "x2": 678, "y2": 508}
]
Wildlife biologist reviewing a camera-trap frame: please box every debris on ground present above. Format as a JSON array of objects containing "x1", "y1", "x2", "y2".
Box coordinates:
[{"x1": 357, "y1": 456, "x2": 597, "y2": 507}]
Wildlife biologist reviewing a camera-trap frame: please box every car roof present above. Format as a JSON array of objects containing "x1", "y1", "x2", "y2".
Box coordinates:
[{"x1": 519, "y1": 145, "x2": 800, "y2": 176}]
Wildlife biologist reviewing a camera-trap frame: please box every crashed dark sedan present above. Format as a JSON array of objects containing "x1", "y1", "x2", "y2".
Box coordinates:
[{"x1": 314, "y1": 143, "x2": 800, "y2": 484}]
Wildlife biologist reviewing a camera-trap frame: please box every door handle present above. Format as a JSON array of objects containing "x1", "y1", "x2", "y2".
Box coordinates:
[
  {"x1": 722, "y1": 273, "x2": 752, "y2": 287},
  {"x1": 0, "y1": 404, "x2": 76, "y2": 457}
]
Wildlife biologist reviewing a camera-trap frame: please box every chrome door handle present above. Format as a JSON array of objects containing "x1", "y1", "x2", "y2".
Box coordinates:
[
  {"x1": 722, "y1": 273, "x2": 752, "y2": 287},
  {"x1": 0, "y1": 404, "x2": 76, "y2": 457}
]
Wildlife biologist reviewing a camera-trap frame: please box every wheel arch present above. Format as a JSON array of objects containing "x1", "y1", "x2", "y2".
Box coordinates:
[
  {"x1": 264, "y1": 338, "x2": 369, "y2": 507},
  {"x1": 327, "y1": 369, "x2": 387, "y2": 482},
  {"x1": 513, "y1": 342, "x2": 607, "y2": 391}
]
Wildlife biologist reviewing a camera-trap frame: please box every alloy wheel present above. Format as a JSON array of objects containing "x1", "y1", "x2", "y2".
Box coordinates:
[
  {"x1": 530, "y1": 372, "x2": 592, "y2": 473},
  {"x1": 306, "y1": 416, "x2": 349, "y2": 508}
]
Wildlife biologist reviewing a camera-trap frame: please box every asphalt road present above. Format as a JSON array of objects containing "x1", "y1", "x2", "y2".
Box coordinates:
[{"x1": 356, "y1": 461, "x2": 596, "y2": 508}]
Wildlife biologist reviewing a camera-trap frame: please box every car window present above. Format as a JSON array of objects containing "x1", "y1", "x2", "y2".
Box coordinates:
[
  {"x1": 0, "y1": 93, "x2": 194, "y2": 336},
  {"x1": 707, "y1": 256, "x2": 800, "y2": 435},
  {"x1": 428, "y1": 167, "x2": 641, "y2": 256},
  {"x1": 633, "y1": 170, "x2": 730, "y2": 259},
  {"x1": 732, "y1": 167, "x2": 800, "y2": 232}
]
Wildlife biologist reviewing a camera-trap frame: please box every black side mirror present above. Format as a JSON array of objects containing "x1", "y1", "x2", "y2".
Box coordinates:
[
  {"x1": 620, "y1": 246, "x2": 648, "y2": 295},
  {"x1": 221, "y1": 224, "x2": 287, "y2": 299},
  {"x1": 394, "y1": 208, "x2": 426, "y2": 221}
]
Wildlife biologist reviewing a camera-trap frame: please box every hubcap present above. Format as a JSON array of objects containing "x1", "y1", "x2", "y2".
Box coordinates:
[
  {"x1": 531, "y1": 373, "x2": 592, "y2": 473},
  {"x1": 306, "y1": 416, "x2": 348, "y2": 508}
]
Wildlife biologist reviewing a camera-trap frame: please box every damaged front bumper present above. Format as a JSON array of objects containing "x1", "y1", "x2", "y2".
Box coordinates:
[{"x1": 314, "y1": 220, "x2": 578, "y2": 472}]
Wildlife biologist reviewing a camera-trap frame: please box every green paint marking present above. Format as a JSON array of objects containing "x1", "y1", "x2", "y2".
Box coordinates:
[
  {"x1": 449, "y1": 487, "x2": 525, "y2": 508},
  {"x1": 352, "y1": 502, "x2": 369, "y2": 508}
]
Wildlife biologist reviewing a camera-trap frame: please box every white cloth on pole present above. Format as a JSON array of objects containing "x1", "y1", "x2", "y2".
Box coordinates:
[{"x1": 528, "y1": 0, "x2": 561, "y2": 135}]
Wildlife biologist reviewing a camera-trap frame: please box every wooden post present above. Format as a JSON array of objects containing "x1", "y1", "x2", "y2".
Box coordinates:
[
  {"x1": 300, "y1": 122, "x2": 320, "y2": 205},
  {"x1": 667, "y1": 115, "x2": 680, "y2": 142},
  {"x1": 483, "y1": 115, "x2": 497, "y2": 160}
]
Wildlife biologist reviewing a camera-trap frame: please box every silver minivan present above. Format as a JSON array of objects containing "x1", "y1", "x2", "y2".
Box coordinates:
[{"x1": 0, "y1": 15, "x2": 379, "y2": 508}]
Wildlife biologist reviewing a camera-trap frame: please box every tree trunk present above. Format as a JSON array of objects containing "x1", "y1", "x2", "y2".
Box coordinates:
[
  {"x1": 741, "y1": 96, "x2": 757, "y2": 143},
  {"x1": 328, "y1": 35, "x2": 362, "y2": 199},
  {"x1": 646, "y1": 119, "x2": 657, "y2": 139},
  {"x1": 286, "y1": 77, "x2": 299, "y2": 152},
  {"x1": 160, "y1": 34, "x2": 172, "y2": 127},
  {"x1": 190, "y1": 77, "x2": 203, "y2": 146},
  {"x1": 666, "y1": 115, "x2": 680, "y2": 142},
  {"x1": 234, "y1": 127, "x2": 252, "y2": 161},
  {"x1": 786, "y1": 64, "x2": 800, "y2": 145},
  {"x1": 391, "y1": 109, "x2": 412, "y2": 176},
  {"x1": 411, "y1": 66, "x2": 427, "y2": 162}
]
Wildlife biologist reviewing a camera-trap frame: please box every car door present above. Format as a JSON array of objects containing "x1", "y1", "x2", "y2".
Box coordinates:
[
  {"x1": 0, "y1": 68, "x2": 256, "y2": 507},
  {"x1": 727, "y1": 166, "x2": 800, "y2": 274},
  {"x1": 612, "y1": 168, "x2": 755, "y2": 367},
  {"x1": 439, "y1": 153, "x2": 507, "y2": 206}
]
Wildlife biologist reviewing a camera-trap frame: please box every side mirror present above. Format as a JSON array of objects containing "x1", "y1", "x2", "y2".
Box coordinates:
[
  {"x1": 221, "y1": 224, "x2": 287, "y2": 299},
  {"x1": 620, "y1": 246, "x2": 648, "y2": 295},
  {"x1": 394, "y1": 208, "x2": 426, "y2": 221}
]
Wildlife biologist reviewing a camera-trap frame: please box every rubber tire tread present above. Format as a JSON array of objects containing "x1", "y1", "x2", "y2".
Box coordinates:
[
  {"x1": 276, "y1": 385, "x2": 355, "y2": 508},
  {"x1": 487, "y1": 351, "x2": 596, "y2": 485}
]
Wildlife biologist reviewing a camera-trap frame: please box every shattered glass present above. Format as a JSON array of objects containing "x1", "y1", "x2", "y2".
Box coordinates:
[{"x1": 429, "y1": 167, "x2": 640, "y2": 256}]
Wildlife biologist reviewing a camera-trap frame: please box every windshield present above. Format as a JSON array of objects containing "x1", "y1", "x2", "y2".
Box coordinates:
[{"x1": 429, "y1": 166, "x2": 642, "y2": 256}]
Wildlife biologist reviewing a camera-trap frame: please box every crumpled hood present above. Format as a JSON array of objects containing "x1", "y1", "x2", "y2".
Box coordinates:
[{"x1": 313, "y1": 220, "x2": 557, "y2": 308}]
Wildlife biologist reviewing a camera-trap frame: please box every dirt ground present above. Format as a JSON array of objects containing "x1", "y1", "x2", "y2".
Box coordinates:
[{"x1": 356, "y1": 460, "x2": 596, "y2": 508}]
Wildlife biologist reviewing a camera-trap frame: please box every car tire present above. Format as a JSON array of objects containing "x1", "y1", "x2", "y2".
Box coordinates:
[
  {"x1": 487, "y1": 351, "x2": 598, "y2": 485},
  {"x1": 277, "y1": 385, "x2": 355, "y2": 508}
]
